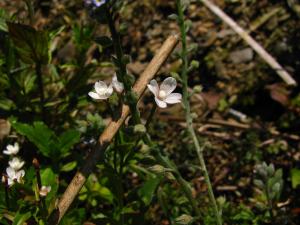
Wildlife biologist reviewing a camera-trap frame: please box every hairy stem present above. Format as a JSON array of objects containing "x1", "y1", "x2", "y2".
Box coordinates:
[
  {"x1": 175, "y1": 0, "x2": 222, "y2": 224},
  {"x1": 106, "y1": 8, "x2": 140, "y2": 124},
  {"x1": 106, "y1": 11, "x2": 201, "y2": 216}
]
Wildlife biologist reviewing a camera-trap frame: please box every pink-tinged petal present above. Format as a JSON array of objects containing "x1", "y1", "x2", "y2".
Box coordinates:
[
  {"x1": 155, "y1": 97, "x2": 167, "y2": 108},
  {"x1": 147, "y1": 80, "x2": 159, "y2": 96},
  {"x1": 88, "y1": 91, "x2": 101, "y2": 100},
  {"x1": 164, "y1": 93, "x2": 182, "y2": 104},
  {"x1": 160, "y1": 77, "x2": 177, "y2": 95}
]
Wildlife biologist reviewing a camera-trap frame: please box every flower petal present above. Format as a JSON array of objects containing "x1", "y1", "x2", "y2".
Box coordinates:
[
  {"x1": 155, "y1": 97, "x2": 167, "y2": 108},
  {"x1": 95, "y1": 81, "x2": 107, "y2": 93},
  {"x1": 147, "y1": 80, "x2": 159, "y2": 96},
  {"x1": 6, "y1": 167, "x2": 15, "y2": 178},
  {"x1": 164, "y1": 93, "x2": 182, "y2": 104},
  {"x1": 106, "y1": 83, "x2": 114, "y2": 97},
  {"x1": 112, "y1": 74, "x2": 124, "y2": 93},
  {"x1": 3, "y1": 150, "x2": 10, "y2": 155},
  {"x1": 88, "y1": 91, "x2": 101, "y2": 100},
  {"x1": 160, "y1": 77, "x2": 177, "y2": 95}
]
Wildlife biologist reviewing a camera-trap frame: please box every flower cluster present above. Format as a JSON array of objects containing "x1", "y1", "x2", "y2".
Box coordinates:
[
  {"x1": 89, "y1": 75, "x2": 182, "y2": 109},
  {"x1": 89, "y1": 74, "x2": 124, "y2": 100},
  {"x1": 2, "y1": 142, "x2": 25, "y2": 187}
]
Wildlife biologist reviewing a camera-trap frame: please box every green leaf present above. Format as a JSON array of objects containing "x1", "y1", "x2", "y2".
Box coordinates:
[
  {"x1": 7, "y1": 22, "x2": 49, "y2": 64},
  {"x1": 0, "y1": 9, "x2": 8, "y2": 31},
  {"x1": 58, "y1": 130, "x2": 80, "y2": 157},
  {"x1": 41, "y1": 168, "x2": 59, "y2": 206},
  {"x1": 0, "y1": 97, "x2": 15, "y2": 111},
  {"x1": 291, "y1": 168, "x2": 300, "y2": 189},
  {"x1": 12, "y1": 121, "x2": 54, "y2": 157},
  {"x1": 138, "y1": 176, "x2": 161, "y2": 206},
  {"x1": 12, "y1": 212, "x2": 31, "y2": 225},
  {"x1": 61, "y1": 161, "x2": 77, "y2": 172}
]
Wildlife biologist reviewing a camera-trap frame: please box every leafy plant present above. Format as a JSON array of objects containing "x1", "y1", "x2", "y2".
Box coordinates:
[{"x1": 11, "y1": 121, "x2": 80, "y2": 160}]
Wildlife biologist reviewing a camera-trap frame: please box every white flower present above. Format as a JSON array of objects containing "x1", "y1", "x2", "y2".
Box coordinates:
[
  {"x1": 147, "y1": 77, "x2": 182, "y2": 108},
  {"x1": 39, "y1": 186, "x2": 51, "y2": 197},
  {"x1": 6, "y1": 166, "x2": 25, "y2": 187},
  {"x1": 88, "y1": 81, "x2": 113, "y2": 100},
  {"x1": 3, "y1": 142, "x2": 20, "y2": 155},
  {"x1": 84, "y1": 0, "x2": 107, "y2": 8},
  {"x1": 92, "y1": 0, "x2": 106, "y2": 7},
  {"x1": 112, "y1": 74, "x2": 124, "y2": 93},
  {"x1": 8, "y1": 157, "x2": 25, "y2": 170}
]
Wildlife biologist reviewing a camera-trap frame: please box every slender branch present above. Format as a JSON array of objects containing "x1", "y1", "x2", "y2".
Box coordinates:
[
  {"x1": 176, "y1": 0, "x2": 222, "y2": 224},
  {"x1": 48, "y1": 35, "x2": 179, "y2": 224},
  {"x1": 199, "y1": 0, "x2": 297, "y2": 86}
]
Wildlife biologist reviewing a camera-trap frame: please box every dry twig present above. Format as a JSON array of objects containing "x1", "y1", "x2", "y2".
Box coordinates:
[{"x1": 199, "y1": 0, "x2": 297, "y2": 86}]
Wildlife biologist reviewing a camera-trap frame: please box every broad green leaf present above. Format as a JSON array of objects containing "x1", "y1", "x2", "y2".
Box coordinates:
[
  {"x1": 291, "y1": 168, "x2": 300, "y2": 189},
  {"x1": 12, "y1": 212, "x2": 31, "y2": 225},
  {"x1": 7, "y1": 22, "x2": 49, "y2": 64},
  {"x1": 58, "y1": 130, "x2": 80, "y2": 157},
  {"x1": 12, "y1": 121, "x2": 54, "y2": 157},
  {"x1": 138, "y1": 176, "x2": 161, "y2": 206}
]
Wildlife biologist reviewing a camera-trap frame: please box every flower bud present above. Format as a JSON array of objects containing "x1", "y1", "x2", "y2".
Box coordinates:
[
  {"x1": 175, "y1": 214, "x2": 193, "y2": 224},
  {"x1": 134, "y1": 124, "x2": 146, "y2": 134}
]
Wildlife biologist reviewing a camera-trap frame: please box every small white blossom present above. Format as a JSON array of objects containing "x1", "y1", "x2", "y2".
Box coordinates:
[
  {"x1": 8, "y1": 157, "x2": 25, "y2": 170},
  {"x1": 39, "y1": 186, "x2": 51, "y2": 197},
  {"x1": 3, "y1": 142, "x2": 19, "y2": 155},
  {"x1": 6, "y1": 166, "x2": 25, "y2": 187},
  {"x1": 112, "y1": 74, "x2": 124, "y2": 93},
  {"x1": 84, "y1": 0, "x2": 107, "y2": 8},
  {"x1": 88, "y1": 81, "x2": 113, "y2": 100},
  {"x1": 147, "y1": 77, "x2": 182, "y2": 108}
]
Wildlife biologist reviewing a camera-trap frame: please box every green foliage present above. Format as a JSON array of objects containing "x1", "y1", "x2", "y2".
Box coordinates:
[
  {"x1": 12, "y1": 212, "x2": 31, "y2": 225},
  {"x1": 290, "y1": 168, "x2": 300, "y2": 189},
  {"x1": 7, "y1": 23, "x2": 49, "y2": 64},
  {"x1": 138, "y1": 176, "x2": 161, "y2": 206},
  {"x1": 11, "y1": 121, "x2": 80, "y2": 160}
]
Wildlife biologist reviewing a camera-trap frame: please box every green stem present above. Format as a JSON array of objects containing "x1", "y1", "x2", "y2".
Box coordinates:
[
  {"x1": 175, "y1": 0, "x2": 222, "y2": 224},
  {"x1": 3, "y1": 175, "x2": 10, "y2": 209},
  {"x1": 106, "y1": 7, "x2": 140, "y2": 124},
  {"x1": 36, "y1": 63, "x2": 46, "y2": 121},
  {"x1": 145, "y1": 104, "x2": 157, "y2": 129},
  {"x1": 105, "y1": 4, "x2": 201, "y2": 219},
  {"x1": 266, "y1": 186, "x2": 274, "y2": 219},
  {"x1": 24, "y1": 0, "x2": 34, "y2": 25}
]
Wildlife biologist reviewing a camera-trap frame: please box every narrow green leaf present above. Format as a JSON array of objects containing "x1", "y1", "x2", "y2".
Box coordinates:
[{"x1": 12, "y1": 212, "x2": 31, "y2": 225}]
